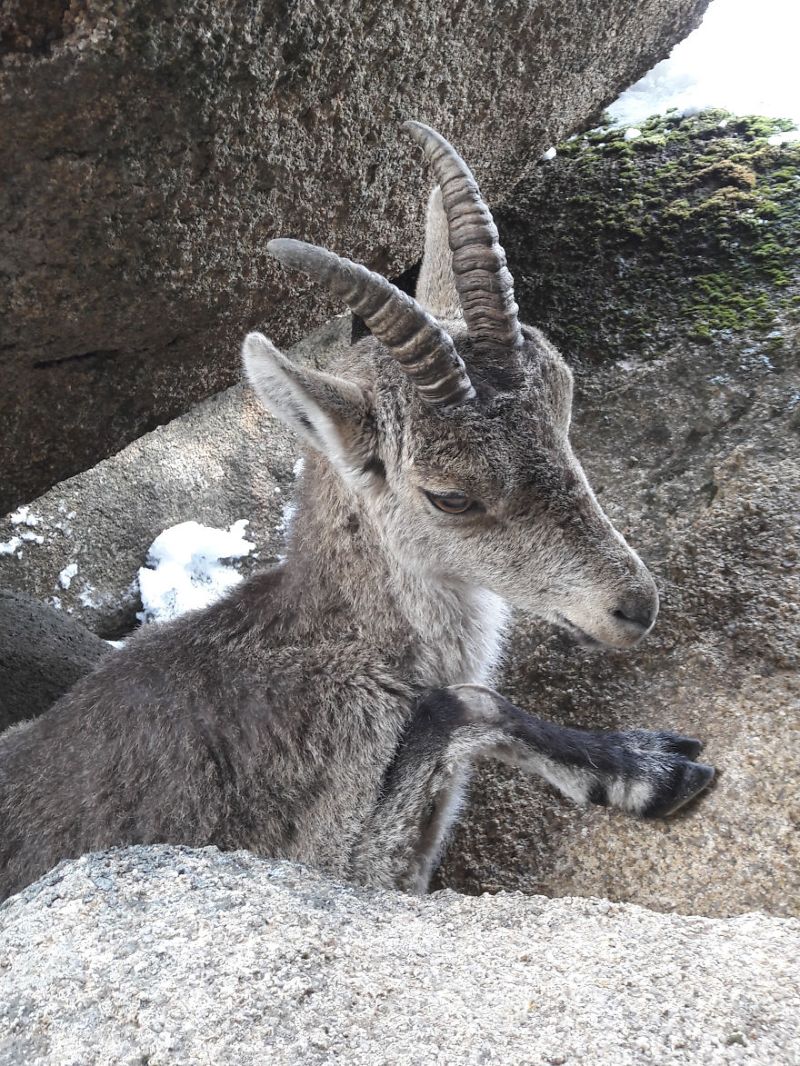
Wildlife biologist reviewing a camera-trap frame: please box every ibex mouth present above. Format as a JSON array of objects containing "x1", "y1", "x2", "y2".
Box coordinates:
[{"x1": 555, "y1": 614, "x2": 605, "y2": 650}]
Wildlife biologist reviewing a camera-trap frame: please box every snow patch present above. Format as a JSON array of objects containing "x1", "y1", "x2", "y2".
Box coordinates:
[
  {"x1": 276, "y1": 500, "x2": 297, "y2": 537},
  {"x1": 540, "y1": 146, "x2": 557, "y2": 161},
  {"x1": 624, "y1": 127, "x2": 642, "y2": 141},
  {"x1": 106, "y1": 639, "x2": 126, "y2": 649},
  {"x1": 137, "y1": 519, "x2": 255, "y2": 625},
  {"x1": 9, "y1": 505, "x2": 40, "y2": 527},
  {"x1": 78, "y1": 585, "x2": 102, "y2": 608},
  {"x1": 58, "y1": 562, "x2": 78, "y2": 589},
  {"x1": 609, "y1": 0, "x2": 800, "y2": 128},
  {"x1": 0, "y1": 537, "x2": 22, "y2": 556}
]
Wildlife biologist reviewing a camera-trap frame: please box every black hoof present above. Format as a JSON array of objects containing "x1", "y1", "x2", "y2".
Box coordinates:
[{"x1": 643, "y1": 760, "x2": 716, "y2": 819}]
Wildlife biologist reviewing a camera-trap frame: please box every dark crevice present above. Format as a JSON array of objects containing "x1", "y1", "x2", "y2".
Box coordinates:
[{"x1": 32, "y1": 349, "x2": 121, "y2": 370}]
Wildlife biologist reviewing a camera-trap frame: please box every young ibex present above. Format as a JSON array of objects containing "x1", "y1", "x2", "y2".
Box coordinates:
[{"x1": 0, "y1": 123, "x2": 714, "y2": 902}]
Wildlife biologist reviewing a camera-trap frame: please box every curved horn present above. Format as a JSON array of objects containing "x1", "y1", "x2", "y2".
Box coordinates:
[
  {"x1": 403, "y1": 121, "x2": 522, "y2": 352},
  {"x1": 268, "y1": 238, "x2": 475, "y2": 407}
]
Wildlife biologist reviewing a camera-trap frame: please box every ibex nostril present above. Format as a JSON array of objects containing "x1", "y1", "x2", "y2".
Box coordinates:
[{"x1": 613, "y1": 601, "x2": 657, "y2": 632}]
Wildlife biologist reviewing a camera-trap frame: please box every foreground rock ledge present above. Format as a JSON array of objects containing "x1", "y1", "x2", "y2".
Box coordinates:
[{"x1": 0, "y1": 847, "x2": 798, "y2": 1066}]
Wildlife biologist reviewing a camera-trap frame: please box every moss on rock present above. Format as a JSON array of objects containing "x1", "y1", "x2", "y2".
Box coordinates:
[{"x1": 499, "y1": 110, "x2": 800, "y2": 363}]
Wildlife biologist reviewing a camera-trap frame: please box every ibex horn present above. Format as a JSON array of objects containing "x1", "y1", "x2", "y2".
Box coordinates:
[
  {"x1": 267, "y1": 238, "x2": 476, "y2": 407},
  {"x1": 403, "y1": 121, "x2": 523, "y2": 353}
]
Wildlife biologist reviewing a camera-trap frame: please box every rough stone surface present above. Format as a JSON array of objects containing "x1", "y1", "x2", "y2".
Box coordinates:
[
  {"x1": 1, "y1": 847, "x2": 798, "y2": 1066},
  {"x1": 495, "y1": 111, "x2": 800, "y2": 362},
  {"x1": 0, "y1": 0, "x2": 710, "y2": 512},
  {"x1": 0, "y1": 588, "x2": 108, "y2": 732}
]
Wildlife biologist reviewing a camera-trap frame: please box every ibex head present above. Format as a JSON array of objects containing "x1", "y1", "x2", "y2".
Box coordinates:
[{"x1": 244, "y1": 122, "x2": 658, "y2": 649}]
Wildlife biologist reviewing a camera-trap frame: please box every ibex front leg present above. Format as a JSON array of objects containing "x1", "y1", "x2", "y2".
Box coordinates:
[{"x1": 351, "y1": 685, "x2": 714, "y2": 894}]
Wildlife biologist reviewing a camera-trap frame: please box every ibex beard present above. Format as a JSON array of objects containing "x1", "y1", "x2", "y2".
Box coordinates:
[{"x1": 0, "y1": 121, "x2": 714, "y2": 902}]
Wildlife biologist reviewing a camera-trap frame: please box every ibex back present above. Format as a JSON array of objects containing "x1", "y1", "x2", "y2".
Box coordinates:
[{"x1": 0, "y1": 123, "x2": 714, "y2": 901}]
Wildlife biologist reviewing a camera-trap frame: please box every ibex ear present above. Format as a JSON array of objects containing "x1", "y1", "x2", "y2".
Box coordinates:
[
  {"x1": 243, "y1": 333, "x2": 380, "y2": 487},
  {"x1": 415, "y1": 186, "x2": 460, "y2": 319}
]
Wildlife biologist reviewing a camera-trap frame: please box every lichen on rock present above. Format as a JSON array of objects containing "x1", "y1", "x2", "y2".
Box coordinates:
[{"x1": 499, "y1": 109, "x2": 800, "y2": 360}]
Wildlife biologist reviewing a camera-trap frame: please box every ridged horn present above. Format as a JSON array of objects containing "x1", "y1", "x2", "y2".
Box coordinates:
[
  {"x1": 403, "y1": 121, "x2": 522, "y2": 352},
  {"x1": 267, "y1": 238, "x2": 475, "y2": 407}
]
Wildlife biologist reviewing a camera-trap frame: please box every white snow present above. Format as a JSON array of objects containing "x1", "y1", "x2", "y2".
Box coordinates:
[
  {"x1": 78, "y1": 585, "x2": 101, "y2": 608},
  {"x1": 0, "y1": 537, "x2": 22, "y2": 556},
  {"x1": 272, "y1": 458, "x2": 304, "y2": 541},
  {"x1": 9, "y1": 505, "x2": 40, "y2": 527},
  {"x1": 276, "y1": 500, "x2": 297, "y2": 536},
  {"x1": 106, "y1": 639, "x2": 126, "y2": 649},
  {"x1": 2, "y1": 507, "x2": 44, "y2": 551},
  {"x1": 610, "y1": 0, "x2": 800, "y2": 128},
  {"x1": 58, "y1": 562, "x2": 78, "y2": 589},
  {"x1": 540, "y1": 146, "x2": 557, "y2": 162},
  {"x1": 136, "y1": 519, "x2": 255, "y2": 625},
  {"x1": 624, "y1": 128, "x2": 642, "y2": 141},
  {"x1": 768, "y1": 130, "x2": 800, "y2": 146}
]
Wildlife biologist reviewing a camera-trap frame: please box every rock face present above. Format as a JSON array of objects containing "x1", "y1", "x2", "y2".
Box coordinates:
[
  {"x1": 1, "y1": 847, "x2": 798, "y2": 1066},
  {"x1": 0, "y1": 589, "x2": 108, "y2": 732},
  {"x1": 1, "y1": 111, "x2": 797, "y2": 920},
  {"x1": 0, "y1": 0, "x2": 711, "y2": 512},
  {"x1": 495, "y1": 111, "x2": 800, "y2": 362}
]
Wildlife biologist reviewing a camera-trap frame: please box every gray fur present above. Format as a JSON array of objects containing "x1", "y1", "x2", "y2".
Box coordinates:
[{"x1": 0, "y1": 126, "x2": 713, "y2": 902}]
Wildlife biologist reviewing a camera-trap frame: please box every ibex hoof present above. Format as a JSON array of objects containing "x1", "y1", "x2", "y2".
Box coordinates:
[{"x1": 642, "y1": 756, "x2": 716, "y2": 819}]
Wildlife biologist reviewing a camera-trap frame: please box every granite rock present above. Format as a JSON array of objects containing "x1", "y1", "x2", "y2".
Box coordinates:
[
  {"x1": 0, "y1": 846, "x2": 798, "y2": 1066},
  {"x1": 0, "y1": 588, "x2": 108, "y2": 732}
]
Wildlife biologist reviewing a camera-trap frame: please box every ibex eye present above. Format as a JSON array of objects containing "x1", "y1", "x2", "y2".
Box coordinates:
[{"x1": 423, "y1": 490, "x2": 480, "y2": 515}]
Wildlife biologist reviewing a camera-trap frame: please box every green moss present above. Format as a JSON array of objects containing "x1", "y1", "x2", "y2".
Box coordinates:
[
  {"x1": 498, "y1": 109, "x2": 800, "y2": 362},
  {"x1": 695, "y1": 159, "x2": 757, "y2": 189},
  {"x1": 632, "y1": 133, "x2": 667, "y2": 152},
  {"x1": 602, "y1": 140, "x2": 633, "y2": 158}
]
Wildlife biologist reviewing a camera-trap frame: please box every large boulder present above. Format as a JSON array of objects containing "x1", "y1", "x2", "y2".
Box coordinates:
[
  {"x1": 0, "y1": 112, "x2": 796, "y2": 919},
  {"x1": 495, "y1": 110, "x2": 800, "y2": 361},
  {"x1": 0, "y1": 0, "x2": 711, "y2": 512},
  {"x1": 0, "y1": 588, "x2": 109, "y2": 732},
  {"x1": 0, "y1": 846, "x2": 798, "y2": 1066}
]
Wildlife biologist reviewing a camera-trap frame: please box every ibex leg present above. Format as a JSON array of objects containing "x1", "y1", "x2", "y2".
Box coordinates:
[{"x1": 350, "y1": 685, "x2": 713, "y2": 893}]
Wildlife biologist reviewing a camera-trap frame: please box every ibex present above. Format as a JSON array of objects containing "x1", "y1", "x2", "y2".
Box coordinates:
[{"x1": 0, "y1": 123, "x2": 714, "y2": 902}]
